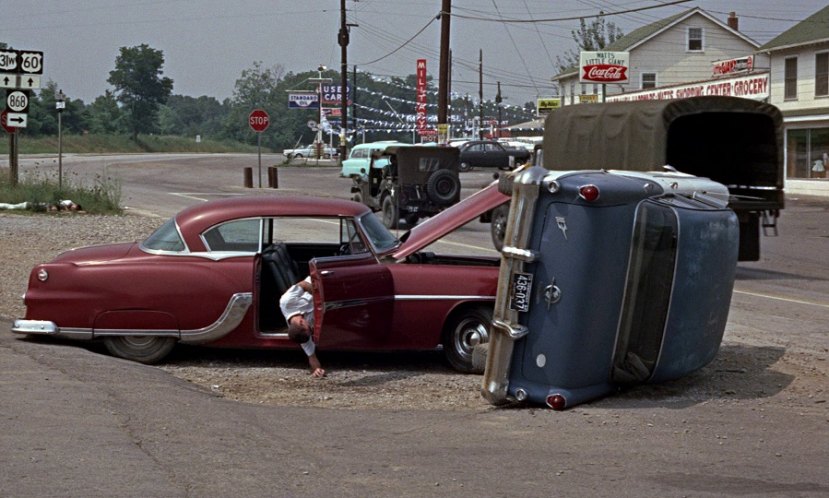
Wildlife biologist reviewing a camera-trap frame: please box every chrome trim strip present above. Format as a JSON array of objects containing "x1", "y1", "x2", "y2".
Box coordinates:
[
  {"x1": 179, "y1": 292, "x2": 253, "y2": 344},
  {"x1": 12, "y1": 293, "x2": 252, "y2": 345},
  {"x1": 323, "y1": 294, "x2": 494, "y2": 312}
]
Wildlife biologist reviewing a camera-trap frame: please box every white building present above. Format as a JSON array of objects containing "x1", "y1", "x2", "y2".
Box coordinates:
[
  {"x1": 758, "y1": 5, "x2": 829, "y2": 183},
  {"x1": 553, "y1": 8, "x2": 760, "y2": 104}
]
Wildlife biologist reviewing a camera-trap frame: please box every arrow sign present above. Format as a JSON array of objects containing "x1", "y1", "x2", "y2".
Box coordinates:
[{"x1": 6, "y1": 112, "x2": 27, "y2": 128}]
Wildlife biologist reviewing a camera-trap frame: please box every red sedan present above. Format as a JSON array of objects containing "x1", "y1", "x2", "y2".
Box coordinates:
[{"x1": 13, "y1": 186, "x2": 509, "y2": 372}]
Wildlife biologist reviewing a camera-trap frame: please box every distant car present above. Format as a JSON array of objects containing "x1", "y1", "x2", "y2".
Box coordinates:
[
  {"x1": 340, "y1": 141, "x2": 404, "y2": 178},
  {"x1": 282, "y1": 146, "x2": 307, "y2": 159},
  {"x1": 292, "y1": 144, "x2": 338, "y2": 159},
  {"x1": 457, "y1": 140, "x2": 532, "y2": 172},
  {"x1": 13, "y1": 187, "x2": 508, "y2": 372}
]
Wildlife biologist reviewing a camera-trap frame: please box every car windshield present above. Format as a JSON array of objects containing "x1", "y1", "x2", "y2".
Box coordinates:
[
  {"x1": 357, "y1": 212, "x2": 400, "y2": 254},
  {"x1": 141, "y1": 218, "x2": 186, "y2": 252}
]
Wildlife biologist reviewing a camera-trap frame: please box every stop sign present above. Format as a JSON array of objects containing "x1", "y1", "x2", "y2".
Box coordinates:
[
  {"x1": 1, "y1": 109, "x2": 16, "y2": 134},
  {"x1": 249, "y1": 109, "x2": 270, "y2": 132}
]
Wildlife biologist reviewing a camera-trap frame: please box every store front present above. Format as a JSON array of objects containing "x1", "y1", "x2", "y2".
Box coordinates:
[{"x1": 785, "y1": 115, "x2": 829, "y2": 179}]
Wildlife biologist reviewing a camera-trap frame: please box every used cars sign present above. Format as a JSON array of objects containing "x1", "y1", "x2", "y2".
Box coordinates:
[{"x1": 579, "y1": 51, "x2": 629, "y2": 84}]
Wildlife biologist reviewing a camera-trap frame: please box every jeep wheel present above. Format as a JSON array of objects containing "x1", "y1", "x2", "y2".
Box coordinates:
[
  {"x1": 490, "y1": 204, "x2": 509, "y2": 251},
  {"x1": 426, "y1": 169, "x2": 460, "y2": 205},
  {"x1": 351, "y1": 191, "x2": 363, "y2": 204},
  {"x1": 382, "y1": 196, "x2": 400, "y2": 229}
]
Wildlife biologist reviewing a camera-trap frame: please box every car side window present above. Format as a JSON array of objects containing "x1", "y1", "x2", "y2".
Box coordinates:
[
  {"x1": 202, "y1": 218, "x2": 262, "y2": 252},
  {"x1": 142, "y1": 218, "x2": 186, "y2": 252}
]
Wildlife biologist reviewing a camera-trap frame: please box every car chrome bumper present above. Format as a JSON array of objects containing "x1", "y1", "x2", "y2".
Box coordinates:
[{"x1": 12, "y1": 319, "x2": 60, "y2": 335}]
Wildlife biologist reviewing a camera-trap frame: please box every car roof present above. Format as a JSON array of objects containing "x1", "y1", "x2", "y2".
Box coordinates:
[{"x1": 175, "y1": 195, "x2": 371, "y2": 236}]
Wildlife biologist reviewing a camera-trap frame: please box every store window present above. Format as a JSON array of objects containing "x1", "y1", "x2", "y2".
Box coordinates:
[
  {"x1": 687, "y1": 27, "x2": 703, "y2": 51},
  {"x1": 787, "y1": 128, "x2": 829, "y2": 179},
  {"x1": 816, "y1": 52, "x2": 828, "y2": 97},
  {"x1": 785, "y1": 57, "x2": 798, "y2": 100},
  {"x1": 641, "y1": 73, "x2": 657, "y2": 89}
]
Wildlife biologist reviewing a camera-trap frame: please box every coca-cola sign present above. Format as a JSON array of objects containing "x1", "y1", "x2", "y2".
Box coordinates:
[{"x1": 579, "y1": 51, "x2": 630, "y2": 84}]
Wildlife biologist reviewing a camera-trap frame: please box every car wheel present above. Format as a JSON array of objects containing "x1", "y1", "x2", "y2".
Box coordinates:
[
  {"x1": 459, "y1": 162, "x2": 472, "y2": 172},
  {"x1": 443, "y1": 306, "x2": 492, "y2": 373},
  {"x1": 381, "y1": 195, "x2": 399, "y2": 229},
  {"x1": 323, "y1": 153, "x2": 332, "y2": 159},
  {"x1": 490, "y1": 204, "x2": 509, "y2": 251},
  {"x1": 426, "y1": 169, "x2": 460, "y2": 206},
  {"x1": 103, "y1": 336, "x2": 176, "y2": 364},
  {"x1": 295, "y1": 153, "x2": 305, "y2": 159},
  {"x1": 405, "y1": 213, "x2": 419, "y2": 227}
]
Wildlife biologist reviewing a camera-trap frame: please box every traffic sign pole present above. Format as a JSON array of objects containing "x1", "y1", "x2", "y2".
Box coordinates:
[{"x1": 248, "y1": 109, "x2": 270, "y2": 189}]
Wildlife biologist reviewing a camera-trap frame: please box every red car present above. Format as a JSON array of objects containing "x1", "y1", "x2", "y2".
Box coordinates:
[{"x1": 13, "y1": 187, "x2": 509, "y2": 372}]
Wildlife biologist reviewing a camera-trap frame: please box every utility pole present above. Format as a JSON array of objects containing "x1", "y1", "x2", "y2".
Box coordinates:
[
  {"x1": 437, "y1": 0, "x2": 451, "y2": 144},
  {"x1": 478, "y1": 49, "x2": 484, "y2": 140},
  {"x1": 338, "y1": 0, "x2": 349, "y2": 160},
  {"x1": 495, "y1": 81, "x2": 502, "y2": 139}
]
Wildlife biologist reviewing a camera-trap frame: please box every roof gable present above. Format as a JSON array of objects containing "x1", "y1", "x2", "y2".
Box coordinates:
[
  {"x1": 759, "y1": 5, "x2": 829, "y2": 51},
  {"x1": 554, "y1": 7, "x2": 758, "y2": 79}
]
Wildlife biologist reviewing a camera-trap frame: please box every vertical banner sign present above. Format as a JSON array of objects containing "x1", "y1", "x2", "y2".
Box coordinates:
[{"x1": 416, "y1": 59, "x2": 428, "y2": 134}]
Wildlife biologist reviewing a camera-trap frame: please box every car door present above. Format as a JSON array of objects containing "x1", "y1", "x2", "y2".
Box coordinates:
[{"x1": 309, "y1": 254, "x2": 395, "y2": 349}]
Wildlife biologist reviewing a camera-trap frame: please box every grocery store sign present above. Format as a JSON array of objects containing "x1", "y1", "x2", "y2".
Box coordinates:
[
  {"x1": 606, "y1": 72, "x2": 770, "y2": 103},
  {"x1": 580, "y1": 51, "x2": 629, "y2": 84}
]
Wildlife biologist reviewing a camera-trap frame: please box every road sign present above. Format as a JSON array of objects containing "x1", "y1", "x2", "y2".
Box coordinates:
[
  {"x1": 18, "y1": 51, "x2": 44, "y2": 75},
  {"x1": 7, "y1": 90, "x2": 29, "y2": 112},
  {"x1": 0, "y1": 50, "x2": 17, "y2": 71},
  {"x1": 1, "y1": 109, "x2": 13, "y2": 133},
  {"x1": 18, "y1": 74, "x2": 40, "y2": 89},
  {"x1": 248, "y1": 109, "x2": 269, "y2": 132},
  {"x1": 0, "y1": 73, "x2": 17, "y2": 89},
  {"x1": 6, "y1": 112, "x2": 27, "y2": 128}
]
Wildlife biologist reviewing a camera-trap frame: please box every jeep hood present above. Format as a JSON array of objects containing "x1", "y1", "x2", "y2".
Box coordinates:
[{"x1": 392, "y1": 181, "x2": 509, "y2": 260}]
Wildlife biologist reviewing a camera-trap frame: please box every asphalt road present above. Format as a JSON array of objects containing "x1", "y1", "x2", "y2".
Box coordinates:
[{"x1": 2, "y1": 153, "x2": 828, "y2": 497}]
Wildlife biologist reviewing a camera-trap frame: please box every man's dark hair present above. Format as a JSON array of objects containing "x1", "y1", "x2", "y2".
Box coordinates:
[{"x1": 288, "y1": 320, "x2": 310, "y2": 344}]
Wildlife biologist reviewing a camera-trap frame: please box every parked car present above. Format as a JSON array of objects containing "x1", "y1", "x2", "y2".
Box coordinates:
[
  {"x1": 291, "y1": 144, "x2": 338, "y2": 159},
  {"x1": 340, "y1": 141, "x2": 404, "y2": 178},
  {"x1": 13, "y1": 187, "x2": 508, "y2": 372},
  {"x1": 481, "y1": 165, "x2": 739, "y2": 409},
  {"x1": 457, "y1": 140, "x2": 532, "y2": 172},
  {"x1": 351, "y1": 144, "x2": 462, "y2": 228},
  {"x1": 282, "y1": 145, "x2": 307, "y2": 159}
]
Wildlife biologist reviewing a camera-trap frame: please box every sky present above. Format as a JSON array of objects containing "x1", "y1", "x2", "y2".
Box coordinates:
[{"x1": 4, "y1": 0, "x2": 829, "y2": 108}]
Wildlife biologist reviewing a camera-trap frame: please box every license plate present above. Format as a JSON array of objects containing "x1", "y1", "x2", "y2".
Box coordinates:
[{"x1": 509, "y1": 271, "x2": 533, "y2": 312}]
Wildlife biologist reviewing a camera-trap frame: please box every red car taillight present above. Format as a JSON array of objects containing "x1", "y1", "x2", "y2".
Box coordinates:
[
  {"x1": 578, "y1": 184, "x2": 600, "y2": 202},
  {"x1": 546, "y1": 394, "x2": 567, "y2": 410}
]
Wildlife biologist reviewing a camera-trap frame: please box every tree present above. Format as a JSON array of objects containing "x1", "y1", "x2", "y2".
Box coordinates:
[
  {"x1": 107, "y1": 44, "x2": 173, "y2": 139},
  {"x1": 85, "y1": 90, "x2": 124, "y2": 134},
  {"x1": 555, "y1": 13, "x2": 624, "y2": 72}
]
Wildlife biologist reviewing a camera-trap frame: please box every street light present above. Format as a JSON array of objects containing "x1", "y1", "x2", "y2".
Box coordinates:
[{"x1": 56, "y1": 89, "x2": 66, "y2": 188}]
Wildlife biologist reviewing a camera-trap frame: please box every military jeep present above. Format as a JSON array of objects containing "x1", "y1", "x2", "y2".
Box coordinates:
[{"x1": 350, "y1": 145, "x2": 462, "y2": 228}]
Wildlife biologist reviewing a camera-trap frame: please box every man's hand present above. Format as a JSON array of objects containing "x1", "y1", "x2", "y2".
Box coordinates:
[
  {"x1": 309, "y1": 354, "x2": 326, "y2": 378},
  {"x1": 311, "y1": 367, "x2": 326, "y2": 378}
]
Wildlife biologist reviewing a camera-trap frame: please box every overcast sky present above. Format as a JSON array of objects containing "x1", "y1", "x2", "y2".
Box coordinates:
[{"x1": 5, "y1": 0, "x2": 828, "y2": 107}]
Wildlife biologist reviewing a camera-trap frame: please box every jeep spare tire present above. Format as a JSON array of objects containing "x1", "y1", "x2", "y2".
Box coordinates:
[{"x1": 426, "y1": 169, "x2": 460, "y2": 206}]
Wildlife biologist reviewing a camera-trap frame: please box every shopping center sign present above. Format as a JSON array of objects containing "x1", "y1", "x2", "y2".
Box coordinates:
[{"x1": 605, "y1": 72, "x2": 770, "y2": 103}]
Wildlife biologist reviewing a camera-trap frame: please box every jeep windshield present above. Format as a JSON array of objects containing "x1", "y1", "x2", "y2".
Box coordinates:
[{"x1": 357, "y1": 211, "x2": 401, "y2": 254}]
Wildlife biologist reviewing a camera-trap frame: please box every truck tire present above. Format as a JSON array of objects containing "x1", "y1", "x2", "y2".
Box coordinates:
[
  {"x1": 426, "y1": 169, "x2": 460, "y2": 205},
  {"x1": 382, "y1": 195, "x2": 400, "y2": 229}
]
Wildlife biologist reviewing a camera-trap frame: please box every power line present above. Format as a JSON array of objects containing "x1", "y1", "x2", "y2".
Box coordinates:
[{"x1": 451, "y1": 0, "x2": 694, "y2": 23}]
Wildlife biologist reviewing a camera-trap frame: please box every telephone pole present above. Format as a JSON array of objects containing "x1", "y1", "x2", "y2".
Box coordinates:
[
  {"x1": 437, "y1": 0, "x2": 451, "y2": 143},
  {"x1": 338, "y1": 0, "x2": 349, "y2": 159}
]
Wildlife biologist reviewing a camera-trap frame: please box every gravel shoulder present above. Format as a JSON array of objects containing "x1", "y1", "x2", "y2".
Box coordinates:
[{"x1": 1, "y1": 211, "x2": 827, "y2": 414}]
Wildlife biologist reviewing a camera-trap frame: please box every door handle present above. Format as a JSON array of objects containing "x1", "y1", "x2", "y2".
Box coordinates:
[{"x1": 320, "y1": 270, "x2": 334, "y2": 276}]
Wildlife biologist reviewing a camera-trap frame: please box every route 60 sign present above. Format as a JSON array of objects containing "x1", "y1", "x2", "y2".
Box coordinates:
[{"x1": 0, "y1": 50, "x2": 43, "y2": 74}]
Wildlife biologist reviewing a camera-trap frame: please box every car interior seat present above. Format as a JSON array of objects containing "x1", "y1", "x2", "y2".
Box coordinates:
[{"x1": 259, "y1": 242, "x2": 301, "y2": 332}]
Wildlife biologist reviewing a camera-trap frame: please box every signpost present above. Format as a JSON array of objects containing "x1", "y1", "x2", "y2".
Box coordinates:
[
  {"x1": 249, "y1": 109, "x2": 270, "y2": 188},
  {"x1": 3, "y1": 49, "x2": 43, "y2": 187}
]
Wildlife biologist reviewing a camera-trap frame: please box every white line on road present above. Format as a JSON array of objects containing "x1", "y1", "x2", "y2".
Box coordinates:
[{"x1": 733, "y1": 289, "x2": 829, "y2": 309}]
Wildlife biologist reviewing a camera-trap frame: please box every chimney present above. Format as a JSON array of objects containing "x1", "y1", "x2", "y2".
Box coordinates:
[{"x1": 727, "y1": 12, "x2": 739, "y2": 31}]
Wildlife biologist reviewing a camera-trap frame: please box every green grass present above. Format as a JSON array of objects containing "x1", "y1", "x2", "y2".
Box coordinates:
[
  {"x1": 0, "y1": 133, "x2": 266, "y2": 154},
  {"x1": 0, "y1": 167, "x2": 122, "y2": 214}
]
